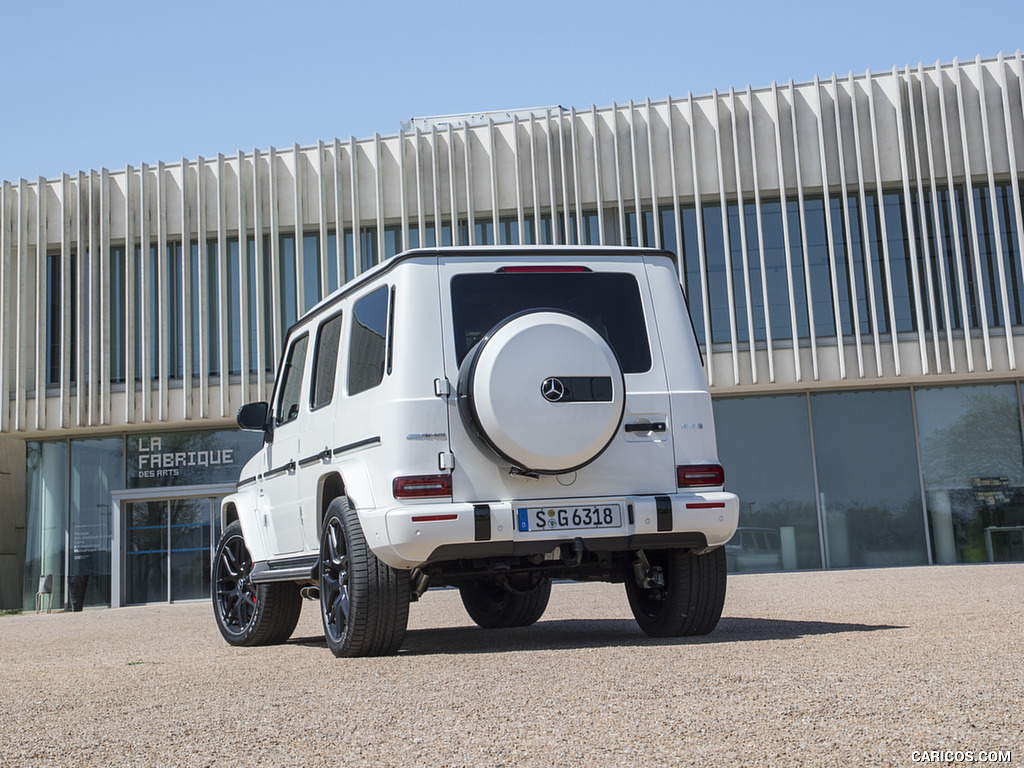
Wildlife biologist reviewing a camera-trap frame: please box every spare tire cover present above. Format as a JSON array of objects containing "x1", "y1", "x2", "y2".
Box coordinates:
[{"x1": 458, "y1": 310, "x2": 625, "y2": 474}]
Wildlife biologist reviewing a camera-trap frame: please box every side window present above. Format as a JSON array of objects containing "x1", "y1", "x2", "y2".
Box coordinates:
[
  {"x1": 311, "y1": 311, "x2": 344, "y2": 410},
  {"x1": 348, "y1": 286, "x2": 390, "y2": 396},
  {"x1": 276, "y1": 333, "x2": 309, "y2": 425}
]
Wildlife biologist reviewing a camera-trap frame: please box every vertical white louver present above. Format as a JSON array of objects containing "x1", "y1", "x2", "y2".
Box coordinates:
[{"x1": 0, "y1": 55, "x2": 1022, "y2": 436}]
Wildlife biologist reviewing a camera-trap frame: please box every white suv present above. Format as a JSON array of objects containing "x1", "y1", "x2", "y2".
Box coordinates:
[{"x1": 212, "y1": 246, "x2": 739, "y2": 657}]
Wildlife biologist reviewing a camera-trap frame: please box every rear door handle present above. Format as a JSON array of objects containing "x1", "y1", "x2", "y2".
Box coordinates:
[{"x1": 625, "y1": 422, "x2": 666, "y2": 433}]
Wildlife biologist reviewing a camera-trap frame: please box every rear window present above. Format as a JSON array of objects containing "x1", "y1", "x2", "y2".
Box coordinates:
[{"x1": 450, "y1": 272, "x2": 651, "y2": 373}]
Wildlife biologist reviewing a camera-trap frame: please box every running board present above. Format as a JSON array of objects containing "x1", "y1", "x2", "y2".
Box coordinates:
[{"x1": 250, "y1": 555, "x2": 319, "y2": 584}]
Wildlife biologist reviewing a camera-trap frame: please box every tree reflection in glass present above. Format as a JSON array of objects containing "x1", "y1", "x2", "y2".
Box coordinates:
[{"x1": 917, "y1": 385, "x2": 1024, "y2": 563}]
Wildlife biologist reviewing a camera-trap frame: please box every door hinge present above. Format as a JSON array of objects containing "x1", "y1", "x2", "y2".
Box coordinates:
[
  {"x1": 434, "y1": 378, "x2": 451, "y2": 397},
  {"x1": 438, "y1": 452, "x2": 455, "y2": 471}
]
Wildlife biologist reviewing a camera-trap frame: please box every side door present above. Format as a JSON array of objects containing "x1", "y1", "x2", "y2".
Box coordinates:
[
  {"x1": 296, "y1": 309, "x2": 345, "y2": 552},
  {"x1": 263, "y1": 331, "x2": 311, "y2": 555}
]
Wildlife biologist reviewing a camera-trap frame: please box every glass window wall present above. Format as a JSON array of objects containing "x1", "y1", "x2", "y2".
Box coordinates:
[
  {"x1": 69, "y1": 438, "x2": 124, "y2": 607},
  {"x1": 23, "y1": 442, "x2": 67, "y2": 611},
  {"x1": 227, "y1": 238, "x2": 242, "y2": 375},
  {"x1": 246, "y1": 235, "x2": 275, "y2": 374},
  {"x1": 664, "y1": 182, "x2": 1022, "y2": 349},
  {"x1": 916, "y1": 384, "x2": 1024, "y2": 563},
  {"x1": 133, "y1": 243, "x2": 162, "y2": 381},
  {"x1": 23, "y1": 430, "x2": 263, "y2": 610},
  {"x1": 677, "y1": 206, "x2": 706, "y2": 346},
  {"x1": 167, "y1": 242, "x2": 184, "y2": 380},
  {"x1": 713, "y1": 395, "x2": 822, "y2": 571},
  {"x1": 45, "y1": 251, "x2": 62, "y2": 386},
  {"x1": 811, "y1": 389, "x2": 928, "y2": 568}
]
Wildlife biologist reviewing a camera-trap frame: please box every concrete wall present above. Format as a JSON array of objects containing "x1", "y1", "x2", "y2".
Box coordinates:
[{"x1": 0, "y1": 435, "x2": 26, "y2": 609}]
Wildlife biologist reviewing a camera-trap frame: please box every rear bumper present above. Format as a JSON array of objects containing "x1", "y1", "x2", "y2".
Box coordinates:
[{"x1": 368, "y1": 491, "x2": 739, "y2": 569}]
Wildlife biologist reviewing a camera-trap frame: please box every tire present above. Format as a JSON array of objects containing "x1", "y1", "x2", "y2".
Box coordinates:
[
  {"x1": 457, "y1": 310, "x2": 625, "y2": 474},
  {"x1": 212, "y1": 521, "x2": 302, "y2": 646},
  {"x1": 460, "y1": 577, "x2": 552, "y2": 628},
  {"x1": 320, "y1": 497, "x2": 410, "y2": 657},
  {"x1": 625, "y1": 547, "x2": 727, "y2": 637}
]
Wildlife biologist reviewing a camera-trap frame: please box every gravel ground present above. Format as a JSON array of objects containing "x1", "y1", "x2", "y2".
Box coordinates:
[{"x1": 1, "y1": 564, "x2": 1021, "y2": 768}]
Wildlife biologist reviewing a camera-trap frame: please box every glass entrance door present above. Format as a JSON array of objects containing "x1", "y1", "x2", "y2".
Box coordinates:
[
  {"x1": 125, "y1": 501, "x2": 168, "y2": 604},
  {"x1": 124, "y1": 496, "x2": 221, "y2": 604}
]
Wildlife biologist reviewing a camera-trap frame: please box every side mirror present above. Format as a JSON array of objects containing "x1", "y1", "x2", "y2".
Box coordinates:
[{"x1": 237, "y1": 402, "x2": 270, "y2": 434}]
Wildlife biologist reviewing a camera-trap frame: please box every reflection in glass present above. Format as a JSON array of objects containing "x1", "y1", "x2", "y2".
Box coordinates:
[
  {"x1": 973, "y1": 183, "x2": 1024, "y2": 329},
  {"x1": 206, "y1": 240, "x2": 220, "y2": 375},
  {"x1": 803, "y1": 197, "x2": 836, "y2": 337},
  {"x1": 279, "y1": 234, "x2": 298, "y2": 337},
  {"x1": 360, "y1": 228, "x2": 378, "y2": 272},
  {"x1": 348, "y1": 286, "x2": 389, "y2": 395},
  {"x1": 498, "y1": 217, "x2": 521, "y2": 246},
  {"x1": 246, "y1": 235, "x2": 275, "y2": 374},
  {"x1": 677, "y1": 206, "x2": 706, "y2": 346},
  {"x1": 109, "y1": 246, "x2": 126, "y2": 383},
  {"x1": 167, "y1": 242, "x2": 184, "y2": 379},
  {"x1": 702, "y1": 203, "x2": 733, "y2": 344},
  {"x1": 23, "y1": 442, "x2": 67, "y2": 611},
  {"x1": 917, "y1": 385, "x2": 1024, "y2": 563},
  {"x1": 383, "y1": 225, "x2": 402, "y2": 259},
  {"x1": 125, "y1": 500, "x2": 168, "y2": 604},
  {"x1": 625, "y1": 210, "x2": 655, "y2": 248},
  {"x1": 811, "y1": 389, "x2": 928, "y2": 568},
  {"x1": 70, "y1": 438, "x2": 124, "y2": 607},
  {"x1": 170, "y1": 498, "x2": 212, "y2": 601},
  {"x1": 407, "y1": 222, "x2": 454, "y2": 251},
  {"x1": 133, "y1": 244, "x2": 162, "y2": 381},
  {"x1": 125, "y1": 497, "x2": 218, "y2": 604},
  {"x1": 714, "y1": 395, "x2": 821, "y2": 571},
  {"x1": 228, "y1": 238, "x2": 242, "y2": 374},
  {"x1": 760, "y1": 200, "x2": 808, "y2": 340},
  {"x1": 303, "y1": 232, "x2": 321, "y2": 313}
]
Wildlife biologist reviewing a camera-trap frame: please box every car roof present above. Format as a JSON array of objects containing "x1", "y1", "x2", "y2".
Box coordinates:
[{"x1": 296, "y1": 245, "x2": 677, "y2": 325}]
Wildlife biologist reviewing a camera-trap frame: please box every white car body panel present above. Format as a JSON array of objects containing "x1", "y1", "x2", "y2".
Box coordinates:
[{"x1": 220, "y1": 247, "x2": 738, "y2": 576}]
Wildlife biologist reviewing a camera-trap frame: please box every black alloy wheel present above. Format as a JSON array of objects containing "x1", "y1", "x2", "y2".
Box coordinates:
[
  {"x1": 212, "y1": 520, "x2": 302, "y2": 646},
  {"x1": 320, "y1": 509, "x2": 351, "y2": 650},
  {"x1": 319, "y1": 497, "x2": 409, "y2": 657}
]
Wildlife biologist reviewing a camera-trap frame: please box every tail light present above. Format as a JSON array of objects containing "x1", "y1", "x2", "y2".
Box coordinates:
[
  {"x1": 393, "y1": 474, "x2": 452, "y2": 499},
  {"x1": 495, "y1": 266, "x2": 591, "y2": 273},
  {"x1": 677, "y1": 464, "x2": 725, "y2": 488}
]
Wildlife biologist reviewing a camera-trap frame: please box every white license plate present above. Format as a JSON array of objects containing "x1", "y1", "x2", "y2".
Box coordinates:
[{"x1": 517, "y1": 504, "x2": 623, "y2": 532}]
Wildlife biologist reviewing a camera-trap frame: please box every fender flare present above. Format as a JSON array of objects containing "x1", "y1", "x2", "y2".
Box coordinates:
[
  {"x1": 327, "y1": 458, "x2": 391, "y2": 556},
  {"x1": 219, "y1": 488, "x2": 269, "y2": 563},
  {"x1": 331, "y1": 457, "x2": 376, "y2": 512}
]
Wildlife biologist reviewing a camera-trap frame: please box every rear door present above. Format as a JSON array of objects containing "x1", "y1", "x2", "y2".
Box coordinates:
[{"x1": 437, "y1": 252, "x2": 677, "y2": 503}]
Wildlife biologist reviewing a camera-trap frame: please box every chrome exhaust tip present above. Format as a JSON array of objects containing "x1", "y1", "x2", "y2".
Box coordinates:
[{"x1": 300, "y1": 586, "x2": 320, "y2": 601}]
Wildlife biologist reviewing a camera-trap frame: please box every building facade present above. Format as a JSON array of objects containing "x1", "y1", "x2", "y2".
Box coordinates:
[{"x1": 3, "y1": 53, "x2": 1023, "y2": 610}]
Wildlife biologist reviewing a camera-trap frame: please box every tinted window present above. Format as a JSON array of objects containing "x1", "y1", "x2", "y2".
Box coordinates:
[
  {"x1": 450, "y1": 272, "x2": 651, "y2": 373},
  {"x1": 348, "y1": 286, "x2": 389, "y2": 395},
  {"x1": 311, "y1": 312, "x2": 343, "y2": 409},
  {"x1": 276, "y1": 334, "x2": 309, "y2": 425}
]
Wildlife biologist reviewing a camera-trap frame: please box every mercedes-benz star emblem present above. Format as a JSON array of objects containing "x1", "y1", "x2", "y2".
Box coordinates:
[{"x1": 541, "y1": 377, "x2": 566, "y2": 402}]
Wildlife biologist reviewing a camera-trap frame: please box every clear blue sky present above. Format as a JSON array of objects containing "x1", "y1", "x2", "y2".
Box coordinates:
[{"x1": 2, "y1": 0, "x2": 1021, "y2": 183}]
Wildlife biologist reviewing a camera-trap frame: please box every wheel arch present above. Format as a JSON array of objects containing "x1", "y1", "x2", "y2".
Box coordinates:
[
  {"x1": 219, "y1": 489, "x2": 269, "y2": 563},
  {"x1": 222, "y1": 501, "x2": 239, "y2": 528},
  {"x1": 316, "y1": 460, "x2": 381, "y2": 557},
  {"x1": 317, "y1": 472, "x2": 346, "y2": 539}
]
